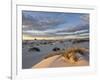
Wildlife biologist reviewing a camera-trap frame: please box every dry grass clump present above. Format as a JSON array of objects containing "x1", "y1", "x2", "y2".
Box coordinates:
[
  {"x1": 62, "y1": 47, "x2": 88, "y2": 63},
  {"x1": 43, "y1": 47, "x2": 88, "y2": 63}
]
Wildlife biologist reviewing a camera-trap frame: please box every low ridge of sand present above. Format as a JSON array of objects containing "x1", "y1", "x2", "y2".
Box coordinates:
[{"x1": 32, "y1": 55, "x2": 89, "y2": 68}]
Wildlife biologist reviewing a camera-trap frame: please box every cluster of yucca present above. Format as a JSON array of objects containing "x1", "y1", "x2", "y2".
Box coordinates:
[
  {"x1": 44, "y1": 47, "x2": 88, "y2": 63},
  {"x1": 62, "y1": 47, "x2": 88, "y2": 63}
]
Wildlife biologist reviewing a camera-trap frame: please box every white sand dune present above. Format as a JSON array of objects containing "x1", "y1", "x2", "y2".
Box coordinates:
[
  {"x1": 22, "y1": 40, "x2": 89, "y2": 69},
  {"x1": 32, "y1": 55, "x2": 89, "y2": 68}
]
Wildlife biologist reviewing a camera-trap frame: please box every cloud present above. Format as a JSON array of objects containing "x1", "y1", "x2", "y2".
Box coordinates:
[
  {"x1": 74, "y1": 29, "x2": 89, "y2": 34},
  {"x1": 55, "y1": 29, "x2": 89, "y2": 35},
  {"x1": 79, "y1": 14, "x2": 89, "y2": 25},
  {"x1": 22, "y1": 11, "x2": 89, "y2": 39},
  {"x1": 22, "y1": 11, "x2": 67, "y2": 31}
]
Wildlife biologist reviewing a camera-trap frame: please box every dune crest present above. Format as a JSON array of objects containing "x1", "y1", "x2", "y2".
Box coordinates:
[{"x1": 33, "y1": 53, "x2": 89, "y2": 68}]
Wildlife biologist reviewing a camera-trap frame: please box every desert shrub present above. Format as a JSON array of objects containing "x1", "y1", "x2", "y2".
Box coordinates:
[
  {"x1": 44, "y1": 47, "x2": 88, "y2": 63},
  {"x1": 66, "y1": 48, "x2": 87, "y2": 55},
  {"x1": 28, "y1": 47, "x2": 40, "y2": 52},
  {"x1": 52, "y1": 47, "x2": 60, "y2": 51},
  {"x1": 62, "y1": 47, "x2": 88, "y2": 62}
]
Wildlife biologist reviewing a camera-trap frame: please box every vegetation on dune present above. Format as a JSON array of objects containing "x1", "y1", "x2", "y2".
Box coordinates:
[
  {"x1": 62, "y1": 47, "x2": 89, "y2": 63},
  {"x1": 52, "y1": 47, "x2": 61, "y2": 51},
  {"x1": 28, "y1": 47, "x2": 40, "y2": 52},
  {"x1": 44, "y1": 47, "x2": 89, "y2": 63}
]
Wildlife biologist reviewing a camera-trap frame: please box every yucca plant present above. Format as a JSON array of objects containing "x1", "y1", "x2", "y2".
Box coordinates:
[{"x1": 62, "y1": 47, "x2": 88, "y2": 63}]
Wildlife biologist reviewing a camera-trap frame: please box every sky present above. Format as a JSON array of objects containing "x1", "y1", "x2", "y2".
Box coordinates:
[{"x1": 22, "y1": 10, "x2": 89, "y2": 40}]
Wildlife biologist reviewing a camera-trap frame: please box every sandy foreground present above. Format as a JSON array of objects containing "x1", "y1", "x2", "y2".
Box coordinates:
[
  {"x1": 32, "y1": 55, "x2": 89, "y2": 68},
  {"x1": 23, "y1": 40, "x2": 89, "y2": 69}
]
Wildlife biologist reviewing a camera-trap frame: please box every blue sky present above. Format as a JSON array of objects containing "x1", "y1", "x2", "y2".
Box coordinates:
[{"x1": 22, "y1": 10, "x2": 89, "y2": 39}]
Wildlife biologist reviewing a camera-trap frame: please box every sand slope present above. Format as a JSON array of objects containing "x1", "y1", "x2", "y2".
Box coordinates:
[{"x1": 32, "y1": 55, "x2": 89, "y2": 68}]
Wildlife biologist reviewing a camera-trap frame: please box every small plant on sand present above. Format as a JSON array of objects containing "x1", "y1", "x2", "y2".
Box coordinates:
[
  {"x1": 62, "y1": 47, "x2": 88, "y2": 63},
  {"x1": 52, "y1": 47, "x2": 60, "y2": 51},
  {"x1": 28, "y1": 47, "x2": 40, "y2": 52}
]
